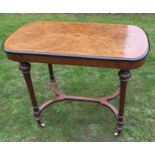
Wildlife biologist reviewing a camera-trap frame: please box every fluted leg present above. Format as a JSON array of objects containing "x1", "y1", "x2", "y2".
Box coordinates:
[
  {"x1": 19, "y1": 62, "x2": 44, "y2": 127},
  {"x1": 115, "y1": 70, "x2": 131, "y2": 135}
]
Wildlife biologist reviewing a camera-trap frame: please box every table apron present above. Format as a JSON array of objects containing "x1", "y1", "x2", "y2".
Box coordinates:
[{"x1": 7, "y1": 53, "x2": 145, "y2": 69}]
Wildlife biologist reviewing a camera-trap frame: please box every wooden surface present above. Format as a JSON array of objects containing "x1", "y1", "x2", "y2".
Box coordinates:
[{"x1": 3, "y1": 21, "x2": 149, "y2": 61}]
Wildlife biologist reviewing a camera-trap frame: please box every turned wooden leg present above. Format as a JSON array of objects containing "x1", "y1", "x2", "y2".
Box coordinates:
[
  {"x1": 48, "y1": 64, "x2": 55, "y2": 82},
  {"x1": 19, "y1": 62, "x2": 45, "y2": 127},
  {"x1": 115, "y1": 70, "x2": 131, "y2": 135}
]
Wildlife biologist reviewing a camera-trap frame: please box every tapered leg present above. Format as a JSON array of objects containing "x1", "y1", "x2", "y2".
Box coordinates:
[
  {"x1": 19, "y1": 62, "x2": 44, "y2": 127},
  {"x1": 48, "y1": 64, "x2": 55, "y2": 82},
  {"x1": 115, "y1": 70, "x2": 131, "y2": 135}
]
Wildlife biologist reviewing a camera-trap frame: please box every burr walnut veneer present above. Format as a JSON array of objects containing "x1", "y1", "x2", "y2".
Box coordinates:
[{"x1": 3, "y1": 21, "x2": 149, "y2": 135}]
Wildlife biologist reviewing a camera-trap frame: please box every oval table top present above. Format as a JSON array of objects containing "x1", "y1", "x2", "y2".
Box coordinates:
[{"x1": 3, "y1": 21, "x2": 149, "y2": 61}]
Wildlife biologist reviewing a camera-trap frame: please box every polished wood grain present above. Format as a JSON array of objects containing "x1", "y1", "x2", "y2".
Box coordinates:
[{"x1": 3, "y1": 21, "x2": 149, "y2": 61}]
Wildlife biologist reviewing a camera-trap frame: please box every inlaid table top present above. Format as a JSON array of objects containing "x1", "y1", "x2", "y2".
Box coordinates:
[{"x1": 3, "y1": 21, "x2": 149, "y2": 69}]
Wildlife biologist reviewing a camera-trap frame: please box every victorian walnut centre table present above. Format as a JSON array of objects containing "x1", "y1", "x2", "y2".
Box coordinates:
[{"x1": 3, "y1": 21, "x2": 149, "y2": 135}]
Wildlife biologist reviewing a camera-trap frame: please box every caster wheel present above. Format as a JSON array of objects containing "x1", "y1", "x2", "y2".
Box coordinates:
[
  {"x1": 40, "y1": 123, "x2": 45, "y2": 127},
  {"x1": 114, "y1": 132, "x2": 119, "y2": 136}
]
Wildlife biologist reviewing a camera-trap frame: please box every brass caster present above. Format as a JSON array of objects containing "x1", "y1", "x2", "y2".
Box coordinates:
[
  {"x1": 114, "y1": 130, "x2": 122, "y2": 136},
  {"x1": 114, "y1": 132, "x2": 119, "y2": 136},
  {"x1": 40, "y1": 123, "x2": 45, "y2": 127}
]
